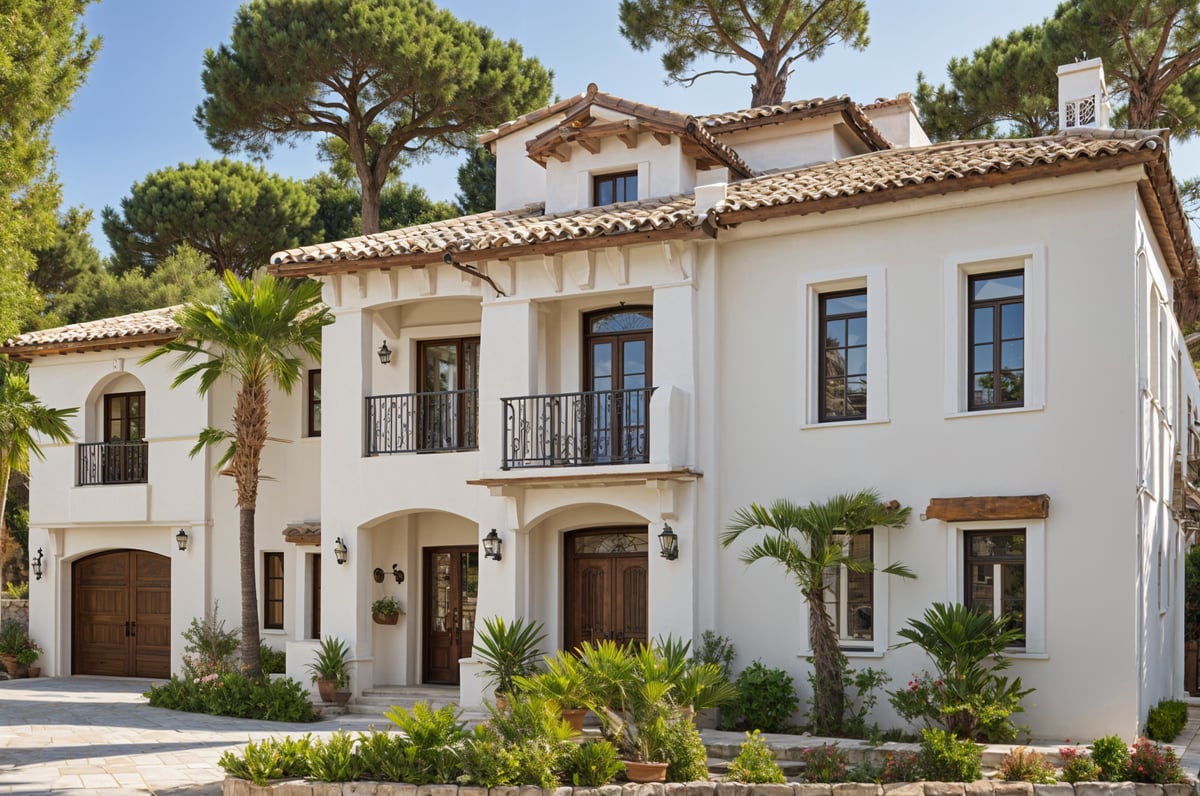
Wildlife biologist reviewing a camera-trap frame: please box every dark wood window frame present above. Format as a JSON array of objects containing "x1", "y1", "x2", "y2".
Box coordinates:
[
  {"x1": 104, "y1": 391, "x2": 146, "y2": 442},
  {"x1": 263, "y1": 552, "x2": 284, "y2": 630},
  {"x1": 592, "y1": 170, "x2": 638, "y2": 206},
  {"x1": 967, "y1": 270, "x2": 1025, "y2": 411},
  {"x1": 417, "y1": 336, "x2": 480, "y2": 451},
  {"x1": 818, "y1": 289, "x2": 868, "y2": 422},
  {"x1": 306, "y1": 370, "x2": 321, "y2": 437},
  {"x1": 309, "y1": 553, "x2": 321, "y2": 640},
  {"x1": 963, "y1": 529, "x2": 1026, "y2": 647},
  {"x1": 825, "y1": 531, "x2": 874, "y2": 647}
]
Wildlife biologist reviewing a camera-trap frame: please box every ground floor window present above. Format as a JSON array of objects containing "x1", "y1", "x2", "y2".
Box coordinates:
[
  {"x1": 263, "y1": 552, "x2": 284, "y2": 630},
  {"x1": 963, "y1": 530, "x2": 1025, "y2": 646},
  {"x1": 824, "y1": 531, "x2": 873, "y2": 648}
]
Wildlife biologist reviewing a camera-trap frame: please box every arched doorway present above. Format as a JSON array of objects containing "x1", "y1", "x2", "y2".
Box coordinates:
[
  {"x1": 72, "y1": 550, "x2": 170, "y2": 677},
  {"x1": 563, "y1": 527, "x2": 648, "y2": 650}
]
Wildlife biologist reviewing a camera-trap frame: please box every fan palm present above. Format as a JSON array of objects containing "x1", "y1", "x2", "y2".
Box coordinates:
[
  {"x1": 0, "y1": 360, "x2": 76, "y2": 589},
  {"x1": 721, "y1": 489, "x2": 913, "y2": 735},
  {"x1": 142, "y1": 272, "x2": 330, "y2": 676}
]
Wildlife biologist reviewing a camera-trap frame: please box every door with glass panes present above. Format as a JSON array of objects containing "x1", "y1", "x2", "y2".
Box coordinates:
[
  {"x1": 583, "y1": 309, "x2": 651, "y2": 463},
  {"x1": 103, "y1": 392, "x2": 146, "y2": 483},
  {"x1": 423, "y1": 547, "x2": 478, "y2": 684},
  {"x1": 418, "y1": 338, "x2": 479, "y2": 451}
]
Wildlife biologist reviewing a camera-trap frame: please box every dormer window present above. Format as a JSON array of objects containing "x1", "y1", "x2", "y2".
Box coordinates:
[{"x1": 593, "y1": 170, "x2": 637, "y2": 206}]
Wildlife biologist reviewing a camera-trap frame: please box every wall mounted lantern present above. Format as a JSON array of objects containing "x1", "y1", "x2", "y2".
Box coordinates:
[
  {"x1": 31, "y1": 548, "x2": 44, "y2": 581},
  {"x1": 176, "y1": 528, "x2": 189, "y2": 551},
  {"x1": 482, "y1": 529, "x2": 503, "y2": 561},
  {"x1": 377, "y1": 340, "x2": 392, "y2": 365},
  {"x1": 392, "y1": 564, "x2": 405, "y2": 584},
  {"x1": 658, "y1": 523, "x2": 679, "y2": 561},
  {"x1": 334, "y1": 537, "x2": 349, "y2": 565}
]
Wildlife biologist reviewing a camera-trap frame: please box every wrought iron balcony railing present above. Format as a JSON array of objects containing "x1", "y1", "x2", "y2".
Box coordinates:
[
  {"x1": 366, "y1": 390, "x2": 479, "y2": 455},
  {"x1": 501, "y1": 386, "x2": 654, "y2": 469},
  {"x1": 77, "y1": 441, "x2": 148, "y2": 486}
]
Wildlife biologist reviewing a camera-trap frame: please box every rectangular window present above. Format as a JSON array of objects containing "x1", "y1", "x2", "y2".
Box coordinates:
[
  {"x1": 824, "y1": 531, "x2": 874, "y2": 647},
  {"x1": 963, "y1": 530, "x2": 1025, "y2": 646},
  {"x1": 819, "y1": 290, "x2": 868, "y2": 422},
  {"x1": 263, "y1": 552, "x2": 284, "y2": 630},
  {"x1": 968, "y1": 271, "x2": 1024, "y2": 411},
  {"x1": 309, "y1": 553, "x2": 321, "y2": 639},
  {"x1": 307, "y1": 370, "x2": 321, "y2": 437},
  {"x1": 593, "y1": 170, "x2": 637, "y2": 206}
]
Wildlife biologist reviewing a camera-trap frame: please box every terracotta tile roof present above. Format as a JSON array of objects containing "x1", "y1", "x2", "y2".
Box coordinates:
[{"x1": 0, "y1": 306, "x2": 182, "y2": 356}]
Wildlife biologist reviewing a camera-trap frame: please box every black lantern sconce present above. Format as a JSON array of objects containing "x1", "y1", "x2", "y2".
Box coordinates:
[
  {"x1": 31, "y1": 548, "x2": 44, "y2": 581},
  {"x1": 658, "y1": 523, "x2": 679, "y2": 561},
  {"x1": 377, "y1": 340, "x2": 392, "y2": 365},
  {"x1": 482, "y1": 529, "x2": 503, "y2": 561},
  {"x1": 176, "y1": 528, "x2": 189, "y2": 551},
  {"x1": 391, "y1": 564, "x2": 405, "y2": 584},
  {"x1": 334, "y1": 537, "x2": 348, "y2": 565}
]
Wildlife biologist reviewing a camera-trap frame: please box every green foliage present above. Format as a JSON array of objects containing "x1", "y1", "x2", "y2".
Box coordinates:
[
  {"x1": 306, "y1": 636, "x2": 350, "y2": 689},
  {"x1": 1187, "y1": 544, "x2": 1200, "y2": 642},
  {"x1": 918, "y1": 728, "x2": 982, "y2": 782},
  {"x1": 197, "y1": 0, "x2": 552, "y2": 234},
  {"x1": 455, "y1": 146, "x2": 496, "y2": 215},
  {"x1": 618, "y1": 0, "x2": 870, "y2": 106},
  {"x1": 726, "y1": 730, "x2": 784, "y2": 783},
  {"x1": 27, "y1": 206, "x2": 102, "y2": 329},
  {"x1": 880, "y1": 751, "x2": 923, "y2": 783},
  {"x1": 998, "y1": 747, "x2": 1056, "y2": 784},
  {"x1": 806, "y1": 658, "x2": 889, "y2": 738},
  {"x1": 1145, "y1": 698, "x2": 1188, "y2": 742},
  {"x1": 145, "y1": 673, "x2": 317, "y2": 722},
  {"x1": 218, "y1": 735, "x2": 311, "y2": 786},
  {"x1": 306, "y1": 731, "x2": 362, "y2": 783},
  {"x1": 65, "y1": 244, "x2": 222, "y2": 323},
  {"x1": 384, "y1": 702, "x2": 468, "y2": 784},
  {"x1": 0, "y1": 619, "x2": 29, "y2": 654},
  {"x1": 1090, "y1": 734, "x2": 1131, "y2": 781},
  {"x1": 259, "y1": 644, "x2": 285, "y2": 675},
  {"x1": 889, "y1": 602, "x2": 1033, "y2": 741},
  {"x1": 692, "y1": 630, "x2": 737, "y2": 681},
  {"x1": 1058, "y1": 746, "x2": 1101, "y2": 783},
  {"x1": 562, "y1": 740, "x2": 623, "y2": 787},
  {"x1": 1128, "y1": 737, "x2": 1184, "y2": 783},
  {"x1": 370, "y1": 596, "x2": 404, "y2": 616},
  {"x1": 478, "y1": 696, "x2": 576, "y2": 788},
  {"x1": 801, "y1": 743, "x2": 850, "y2": 783},
  {"x1": 356, "y1": 728, "x2": 413, "y2": 783},
  {"x1": 181, "y1": 602, "x2": 241, "y2": 678},
  {"x1": 660, "y1": 713, "x2": 710, "y2": 782},
  {"x1": 14, "y1": 637, "x2": 41, "y2": 666},
  {"x1": 101, "y1": 159, "x2": 317, "y2": 279},
  {"x1": 720, "y1": 660, "x2": 799, "y2": 732},
  {"x1": 473, "y1": 615, "x2": 546, "y2": 698},
  {"x1": 3, "y1": 582, "x2": 28, "y2": 599},
  {"x1": 514, "y1": 648, "x2": 592, "y2": 709}
]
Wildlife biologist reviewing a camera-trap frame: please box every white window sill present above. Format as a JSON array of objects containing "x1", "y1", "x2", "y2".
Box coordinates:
[
  {"x1": 800, "y1": 647, "x2": 885, "y2": 659},
  {"x1": 1001, "y1": 651, "x2": 1048, "y2": 660},
  {"x1": 261, "y1": 629, "x2": 288, "y2": 636},
  {"x1": 801, "y1": 418, "x2": 891, "y2": 431},
  {"x1": 945, "y1": 404, "x2": 1044, "y2": 420}
]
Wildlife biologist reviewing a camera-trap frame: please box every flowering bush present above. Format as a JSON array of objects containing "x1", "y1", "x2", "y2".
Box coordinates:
[
  {"x1": 880, "y1": 751, "x2": 923, "y2": 783},
  {"x1": 1127, "y1": 737, "x2": 1184, "y2": 783},
  {"x1": 997, "y1": 746, "x2": 1056, "y2": 784},
  {"x1": 1058, "y1": 746, "x2": 1100, "y2": 783},
  {"x1": 801, "y1": 743, "x2": 849, "y2": 783}
]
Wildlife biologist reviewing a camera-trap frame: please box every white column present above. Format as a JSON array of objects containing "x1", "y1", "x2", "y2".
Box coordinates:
[{"x1": 651, "y1": 281, "x2": 696, "y2": 466}]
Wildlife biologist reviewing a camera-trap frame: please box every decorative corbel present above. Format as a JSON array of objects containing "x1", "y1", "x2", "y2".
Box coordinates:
[{"x1": 542, "y1": 254, "x2": 563, "y2": 293}]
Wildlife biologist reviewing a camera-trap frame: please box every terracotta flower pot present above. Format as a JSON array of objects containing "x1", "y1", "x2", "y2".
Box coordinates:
[
  {"x1": 0, "y1": 654, "x2": 17, "y2": 678},
  {"x1": 317, "y1": 678, "x2": 337, "y2": 703},
  {"x1": 372, "y1": 612, "x2": 399, "y2": 625},
  {"x1": 561, "y1": 707, "x2": 587, "y2": 732},
  {"x1": 623, "y1": 760, "x2": 668, "y2": 783},
  {"x1": 26, "y1": 666, "x2": 39, "y2": 678},
  {"x1": 333, "y1": 691, "x2": 351, "y2": 706}
]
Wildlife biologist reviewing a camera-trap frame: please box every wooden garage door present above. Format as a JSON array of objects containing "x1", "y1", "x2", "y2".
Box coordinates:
[{"x1": 73, "y1": 550, "x2": 171, "y2": 678}]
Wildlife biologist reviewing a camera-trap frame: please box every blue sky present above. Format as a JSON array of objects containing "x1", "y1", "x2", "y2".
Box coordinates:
[{"x1": 52, "y1": 0, "x2": 1200, "y2": 257}]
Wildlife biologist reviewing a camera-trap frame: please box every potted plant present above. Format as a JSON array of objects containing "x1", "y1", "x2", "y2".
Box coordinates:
[
  {"x1": 371, "y1": 596, "x2": 404, "y2": 625},
  {"x1": 515, "y1": 649, "x2": 593, "y2": 731},
  {"x1": 473, "y1": 615, "x2": 545, "y2": 708},
  {"x1": 305, "y1": 636, "x2": 350, "y2": 704},
  {"x1": 0, "y1": 620, "x2": 29, "y2": 678},
  {"x1": 14, "y1": 639, "x2": 42, "y2": 677}
]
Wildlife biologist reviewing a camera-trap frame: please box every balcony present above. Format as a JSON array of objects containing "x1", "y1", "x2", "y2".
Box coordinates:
[
  {"x1": 77, "y1": 441, "x2": 148, "y2": 486},
  {"x1": 366, "y1": 390, "x2": 479, "y2": 455},
  {"x1": 501, "y1": 387, "x2": 655, "y2": 469}
]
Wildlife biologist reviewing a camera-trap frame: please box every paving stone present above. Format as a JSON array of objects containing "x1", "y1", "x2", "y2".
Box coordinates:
[
  {"x1": 964, "y1": 782, "x2": 995, "y2": 796},
  {"x1": 1032, "y1": 785, "x2": 1074, "y2": 796},
  {"x1": 993, "y1": 784, "x2": 1033, "y2": 796}
]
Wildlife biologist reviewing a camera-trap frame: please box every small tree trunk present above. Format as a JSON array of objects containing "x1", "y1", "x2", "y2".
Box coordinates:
[
  {"x1": 240, "y1": 506, "x2": 263, "y2": 678},
  {"x1": 751, "y1": 54, "x2": 788, "y2": 106},
  {"x1": 360, "y1": 175, "x2": 383, "y2": 236},
  {"x1": 806, "y1": 586, "x2": 846, "y2": 735}
]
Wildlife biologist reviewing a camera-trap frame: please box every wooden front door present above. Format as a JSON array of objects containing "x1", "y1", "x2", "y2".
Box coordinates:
[
  {"x1": 73, "y1": 550, "x2": 171, "y2": 678},
  {"x1": 423, "y1": 546, "x2": 478, "y2": 684},
  {"x1": 564, "y1": 528, "x2": 649, "y2": 651}
]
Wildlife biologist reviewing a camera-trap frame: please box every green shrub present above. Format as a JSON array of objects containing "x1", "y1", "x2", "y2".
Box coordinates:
[
  {"x1": 802, "y1": 743, "x2": 849, "y2": 783},
  {"x1": 661, "y1": 713, "x2": 709, "y2": 782},
  {"x1": 356, "y1": 729, "x2": 411, "y2": 782},
  {"x1": 726, "y1": 730, "x2": 784, "y2": 783},
  {"x1": 562, "y1": 740, "x2": 623, "y2": 786},
  {"x1": 720, "y1": 660, "x2": 799, "y2": 732},
  {"x1": 384, "y1": 702, "x2": 468, "y2": 785},
  {"x1": 881, "y1": 751, "x2": 923, "y2": 783},
  {"x1": 1128, "y1": 737, "x2": 1184, "y2": 783},
  {"x1": 145, "y1": 673, "x2": 317, "y2": 722},
  {"x1": 0, "y1": 619, "x2": 28, "y2": 655},
  {"x1": 218, "y1": 736, "x2": 311, "y2": 786},
  {"x1": 181, "y1": 603, "x2": 240, "y2": 678},
  {"x1": 1145, "y1": 698, "x2": 1188, "y2": 742},
  {"x1": 806, "y1": 656, "x2": 890, "y2": 738},
  {"x1": 307, "y1": 731, "x2": 361, "y2": 782},
  {"x1": 692, "y1": 630, "x2": 737, "y2": 680},
  {"x1": 918, "y1": 728, "x2": 981, "y2": 782},
  {"x1": 998, "y1": 747, "x2": 1056, "y2": 784},
  {"x1": 259, "y1": 643, "x2": 286, "y2": 675},
  {"x1": 479, "y1": 695, "x2": 574, "y2": 788},
  {"x1": 459, "y1": 723, "x2": 520, "y2": 787},
  {"x1": 1058, "y1": 747, "x2": 1100, "y2": 783},
  {"x1": 1090, "y1": 734, "x2": 1130, "y2": 781}
]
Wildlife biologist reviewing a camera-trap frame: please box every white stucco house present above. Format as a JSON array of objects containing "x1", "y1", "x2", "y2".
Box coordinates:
[{"x1": 4, "y1": 59, "x2": 1198, "y2": 739}]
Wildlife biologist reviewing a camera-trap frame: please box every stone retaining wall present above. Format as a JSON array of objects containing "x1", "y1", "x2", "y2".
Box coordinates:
[
  {"x1": 223, "y1": 780, "x2": 1199, "y2": 796},
  {"x1": 0, "y1": 598, "x2": 28, "y2": 628}
]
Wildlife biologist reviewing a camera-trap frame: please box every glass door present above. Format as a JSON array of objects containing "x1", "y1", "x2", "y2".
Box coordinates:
[{"x1": 423, "y1": 546, "x2": 478, "y2": 684}]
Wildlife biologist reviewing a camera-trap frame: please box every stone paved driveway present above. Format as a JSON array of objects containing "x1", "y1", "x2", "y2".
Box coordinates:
[{"x1": 0, "y1": 677, "x2": 382, "y2": 795}]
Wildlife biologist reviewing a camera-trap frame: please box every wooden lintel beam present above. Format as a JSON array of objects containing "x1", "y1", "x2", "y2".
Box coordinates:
[{"x1": 924, "y1": 494, "x2": 1050, "y2": 522}]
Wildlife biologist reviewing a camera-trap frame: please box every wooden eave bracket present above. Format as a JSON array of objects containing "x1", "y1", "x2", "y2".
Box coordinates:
[{"x1": 922, "y1": 494, "x2": 1050, "y2": 522}]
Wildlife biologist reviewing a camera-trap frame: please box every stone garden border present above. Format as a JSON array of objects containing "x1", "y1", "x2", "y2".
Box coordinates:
[{"x1": 223, "y1": 781, "x2": 1200, "y2": 796}]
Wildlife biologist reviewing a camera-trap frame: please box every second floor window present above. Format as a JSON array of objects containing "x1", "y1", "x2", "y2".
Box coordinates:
[
  {"x1": 307, "y1": 370, "x2": 321, "y2": 437},
  {"x1": 263, "y1": 552, "x2": 284, "y2": 630},
  {"x1": 593, "y1": 170, "x2": 637, "y2": 206},
  {"x1": 968, "y1": 271, "x2": 1024, "y2": 410},
  {"x1": 819, "y1": 290, "x2": 867, "y2": 422},
  {"x1": 105, "y1": 392, "x2": 145, "y2": 442}
]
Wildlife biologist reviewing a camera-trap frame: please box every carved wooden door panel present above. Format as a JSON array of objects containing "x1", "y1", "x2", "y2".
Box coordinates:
[
  {"x1": 73, "y1": 550, "x2": 170, "y2": 678},
  {"x1": 565, "y1": 529, "x2": 648, "y2": 652}
]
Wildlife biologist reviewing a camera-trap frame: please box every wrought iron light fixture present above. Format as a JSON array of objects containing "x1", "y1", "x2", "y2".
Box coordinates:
[
  {"x1": 482, "y1": 529, "x2": 503, "y2": 561},
  {"x1": 334, "y1": 537, "x2": 348, "y2": 565},
  {"x1": 31, "y1": 548, "x2": 44, "y2": 581},
  {"x1": 392, "y1": 564, "x2": 405, "y2": 584},
  {"x1": 658, "y1": 523, "x2": 679, "y2": 560},
  {"x1": 377, "y1": 340, "x2": 392, "y2": 365},
  {"x1": 176, "y1": 528, "x2": 189, "y2": 551}
]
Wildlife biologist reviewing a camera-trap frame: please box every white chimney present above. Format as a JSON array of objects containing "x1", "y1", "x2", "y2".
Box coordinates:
[
  {"x1": 693, "y1": 181, "x2": 727, "y2": 218},
  {"x1": 1057, "y1": 57, "x2": 1111, "y2": 130}
]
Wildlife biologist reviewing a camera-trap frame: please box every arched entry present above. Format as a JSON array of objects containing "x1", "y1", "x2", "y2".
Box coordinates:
[
  {"x1": 564, "y1": 527, "x2": 648, "y2": 651},
  {"x1": 72, "y1": 550, "x2": 171, "y2": 677}
]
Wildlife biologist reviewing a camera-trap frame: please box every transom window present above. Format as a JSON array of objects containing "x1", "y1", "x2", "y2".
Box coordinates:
[
  {"x1": 964, "y1": 530, "x2": 1025, "y2": 646},
  {"x1": 593, "y1": 170, "x2": 637, "y2": 206},
  {"x1": 263, "y1": 552, "x2": 284, "y2": 630},
  {"x1": 968, "y1": 271, "x2": 1024, "y2": 410},
  {"x1": 819, "y1": 290, "x2": 867, "y2": 422},
  {"x1": 823, "y1": 532, "x2": 873, "y2": 646}
]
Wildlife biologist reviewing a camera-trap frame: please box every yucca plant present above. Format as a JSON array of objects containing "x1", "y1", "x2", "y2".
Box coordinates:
[
  {"x1": 473, "y1": 615, "x2": 545, "y2": 699},
  {"x1": 514, "y1": 648, "x2": 593, "y2": 709}
]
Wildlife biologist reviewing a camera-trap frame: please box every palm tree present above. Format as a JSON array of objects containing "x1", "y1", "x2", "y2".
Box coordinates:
[
  {"x1": 142, "y1": 272, "x2": 330, "y2": 676},
  {"x1": 0, "y1": 360, "x2": 76, "y2": 589},
  {"x1": 721, "y1": 489, "x2": 913, "y2": 736}
]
